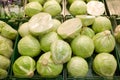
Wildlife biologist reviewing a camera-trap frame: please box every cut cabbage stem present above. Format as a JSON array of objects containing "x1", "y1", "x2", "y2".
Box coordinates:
[
  {"x1": 27, "y1": 71, "x2": 34, "y2": 78},
  {"x1": 104, "y1": 30, "x2": 111, "y2": 36},
  {"x1": 42, "y1": 59, "x2": 48, "y2": 66}
]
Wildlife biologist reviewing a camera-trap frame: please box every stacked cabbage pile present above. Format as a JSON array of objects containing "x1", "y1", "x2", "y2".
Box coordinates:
[
  {"x1": 12, "y1": 11, "x2": 118, "y2": 79},
  {"x1": 24, "y1": 0, "x2": 62, "y2": 17},
  {"x1": 0, "y1": 21, "x2": 17, "y2": 79},
  {"x1": 67, "y1": 0, "x2": 105, "y2": 16},
  {"x1": 11, "y1": 0, "x2": 118, "y2": 79}
]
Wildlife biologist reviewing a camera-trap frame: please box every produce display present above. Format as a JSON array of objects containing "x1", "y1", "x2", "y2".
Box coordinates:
[
  {"x1": 0, "y1": 0, "x2": 120, "y2": 80},
  {"x1": 67, "y1": 0, "x2": 105, "y2": 16},
  {"x1": 0, "y1": 20, "x2": 17, "y2": 79},
  {"x1": 0, "y1": 0, "x2": 62, "y2": 19}
]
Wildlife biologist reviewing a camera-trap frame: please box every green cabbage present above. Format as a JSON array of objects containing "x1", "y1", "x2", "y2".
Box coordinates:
[
  {"x1": 67, "y1": 56, "x2": 88, "y2": 77},
  {"x1": 0, "y1": 68, "x2": 8, "y2": 79},
  {"x1": 0, "y1": 55, "x2": 10, "y2": 70},
  {"x1": 80, "y1": 27, "x2": 95, "y2": 38},
  {"x1": 18, "y1": 35, "x2": 41, "y2": 57},
  {"x1": 51, "y1": 40, "x2": 72, "y2": 64},
  {"x1": 43, "y1": 0, "x2": 61, "y2": 16},
  {"x1": 18, "y1": 22, "x2": 31, "y2": 37},
  {"x1": 92, "y1": 16, "x2": 112, "y2": 33},
  {"x1": 40, "y1": 32, "x2": 60, "y2": 52},
  {"x1": 37, "y1": 52, "x2": 63, "y2": 78},
  {"x1": 93, "y1": 53, "x2": 117, "y2": 76},
  {"x1": 71, "y1": 35, "x2": 94, "y2": 58},
  {"x1": 13, "y1": 56, "x2": 36, "y2": 78},
  {"x1": 25, "y1": 2, "x2": 43, "y2": 17},
  {"x1": 93, "y1": 30, "x2": 115, "y2": 53}
]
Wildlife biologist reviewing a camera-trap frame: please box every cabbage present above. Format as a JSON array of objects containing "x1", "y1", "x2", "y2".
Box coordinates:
[
  {"x1": 0, "y1": 55, "x2": 10, "y2": 70},
  {"x1": 67, "y1": 56, "x2": 88, "y2": 77},
  {"x1": 29, "y1": 0, "x2": 46, "y2": 5},
  {"x1": 47, "y1": 0, "x2": 62, "y2": 3},
  {"x1": 68, "y1": 0, "x2": 84, "y2": 4},
  {"x1": 18, "y1": 22, "x2": 31, "y2": 37},
  {"x1": 0, "y1": 23, "x2": 17, "y2": 40},
  {"x1": 51, "y1": 40, "x2": 72, "y2": 64},
  {"x1": 40, "y1": 32, "x2": 60, "y2": 52},
  {"x1": 13, "y1": 56, "x2": 36, "y2": 78},
  {"x1": 80, "y1": 27, "x2": 95, "y2": 38},
  {"x1": 57, "y1": 18, "x2": 82, "y2": 39},
  {"x1": 93, "y1": 53, "x2": 117, "y2": 76},
  {"x1": 92, "y1": 16, "x2": 112, "y2": 33},
  {"x1": 0, "y1": 68, "x2": 8, "y2": 79},
  {"x1": 86, "y1": 0, "x2": 98, "y2": 2},
  {"x1": 0, "y1": 35, "x2": 13, "y2": 47},
  {"x1": 43, "y1": 0, "x2": 61, "y2": 16},
  {"x1": 24, "y1": 2, "x2": 43, "y2": 17},
  {"x1": 0, "y1": 21, "x2": 6, "y2": 33},
  {"x1": 93, "y1": 30, "x2": 115, "y2": 53},
  {"x1": 0, "y1": 40, "x2": 13, "y2": 58},
  {"x1": 69, "y1": 1, "x2": 87, "y2": 16},
  {"x1": 71, "y1": 35, "x2": 94, "y2": 58},
  {"x1": 18, "y1": 35, "x2": 41, "y2": 57},
  {"x1": 52, "y1": 19, "x2": 61, "y2": 32},
  {"x1": 76, "y1": 15, "x2": 95, "y2": 27},
  {"x1": 87, "y1": 1, "x2": 105, "y2": 16},
  {"x1": 37, "y1": 52, "x2": 63, "y2": 78},
  {"x1": 28, "y1": 12, "x2": 54, "y2": 36},
  {"x1": 114, "y1": 25, "x2": 120, "y2": 43}
]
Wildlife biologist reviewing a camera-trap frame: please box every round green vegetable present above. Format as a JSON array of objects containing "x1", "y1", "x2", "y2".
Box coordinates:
[
  {"x1": 76, "y1": 15, "x2": 95, "y2": 27},
  {"x1": 18, "y1": 22, "x2": 31, "y2": 37},
  {"x1": 92, "y1": 16, "x2": 112, "y2": 33},
  {"x1": 0, "y1": 40, "x2": 13, "y2": 58},
  {"x1": 13, "y1": 56, "x2": 36, "y2": 78},
  {"x1": 47, "y1": 0, "x2": 62, "y2": 3},
  {"x1": 29, "y1": 0, "x2": 46, "y2": 5},
  {"x1": 43, "y1": 0, "x2": 61, "y2": 16},
  {"x1": 80, "y1": 27, "x2": 95, "y2": 38},
  {"x1": 69, "y1": 1, "x2": 87, "y2": 16},
  {"x1": 68, "y1": 0, "x2": 84, "y2": 5},
  {"x1": 93, "y1": 30, "x2": 115, "y2": 53},
  {"x1": 114, "y1": 25, "x2": 120, "y2": 43},
  {"x1": 0, "y1": 68, "x2": 8, "y2": 79},
  {"x1": 0, "y1": 55, "x2": 10, "y2": 70},
  {"x1": 51, "y1": 40, "x2": 72, "y2": 64},
  {"x1": 18, "y1": 35, "x2": 41, "y2": 57},
  {"x1": 71, "y1": 35, "x2": 94, "y2": 58},
  {"x1": 1, "y1": 23, "x2": 17, "y2": 40},
  {"x1": 93, "y1": 53, "x2": 117, "y2": 76},
  {"x1": 52, "y1": 19, "x2": 61, "y2": 32},
  {"x1": 0, "y1": 35, "x2": 13, "y2": 48},
  {"x1": 67, "y1": 56, "x2": 88, "y2": 77},
  {"x1": 40, "y1": 32, "x2": 60, "y2": 52},
  {"x1": 37, "y1": 52, "x2": 63, "y2": 78},
  {"x1": 86, "y1": 0, "x2": 98, "y2": 3},
  {"x1": 25, "y1": 2, "x2": 43, "y2": 17}
]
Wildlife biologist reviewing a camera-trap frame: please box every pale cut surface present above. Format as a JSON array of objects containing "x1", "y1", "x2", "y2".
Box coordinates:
[
  {"x1": 87, "y1": 1, "x2": 105, "y2": 16},
  {"x1": 57, "y1": 18, "x2": 82, "y2": 39}
]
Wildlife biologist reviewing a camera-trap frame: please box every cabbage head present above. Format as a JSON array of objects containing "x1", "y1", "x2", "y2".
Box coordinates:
[
  {"x1": 37, "y1": 52, "x2": 63, "y2": 78},
  {"x1": 93, "y1": 53, "x2": 117, "y2": 77},
  {"x1": 13, "y1": 56, "x2": 36, "y2": 78},
  {"x1": 18, "y1": 35, "x2": 41, "y2": 57},
  {"x1": 71, "y1": 35, "x2": 94, "y2": 58},
  {"x1": 93, "y1": 30, "x2": 115, "y2": 53},
  {"x1": 28, "y1": 12, "x2": 54, "y2": 36}
]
